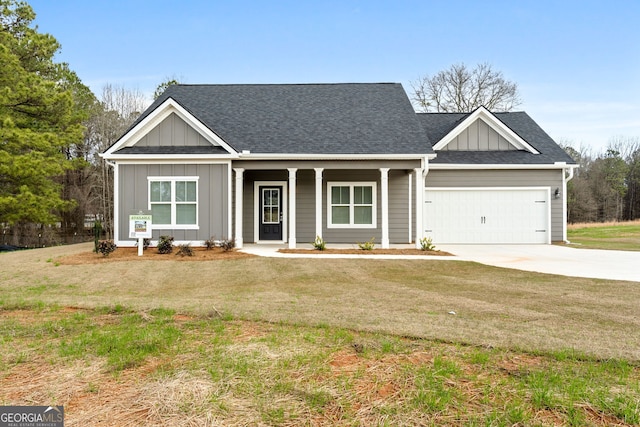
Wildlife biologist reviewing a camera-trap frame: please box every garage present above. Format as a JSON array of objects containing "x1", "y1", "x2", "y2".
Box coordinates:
[{"x1": 423, "y1": 188, "x2": 550, "y2": 244}]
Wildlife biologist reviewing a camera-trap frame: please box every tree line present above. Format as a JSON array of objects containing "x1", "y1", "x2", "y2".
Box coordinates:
[
  {"x1": 563, "y1": 138, "x2": 640, "y2": 224},
  {"x1": 1, "y1": 1, "x2": 638, "y2": 247}
]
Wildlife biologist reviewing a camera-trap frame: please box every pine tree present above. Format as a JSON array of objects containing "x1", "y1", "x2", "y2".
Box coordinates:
[{"x1": 0, "y1": 0, "x2": 90, "y2": 235}]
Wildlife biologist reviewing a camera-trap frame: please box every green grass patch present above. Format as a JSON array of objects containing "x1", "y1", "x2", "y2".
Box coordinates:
[
  {"x1": 567, "y1": 221, "x2": 640, "y2": 251},
  {"x1": 58, "y1": 310, "x2": 181, "y2": 371}
]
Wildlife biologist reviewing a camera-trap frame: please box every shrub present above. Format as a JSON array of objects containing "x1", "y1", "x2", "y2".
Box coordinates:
[
  {"x1": 157, "y1": 235, "x2": 174, "y2": 254},
  {"x1": 135, "y1": 238, "x2": 151, "y2": 250},
  {"x1": 220, "y1": 238, "x2": 235, "y2": 252},
  {"x1": 176, "y1": 243, "x2": 194, "y2": 257},
  {"x1": 312, "y1": 235, "x2": 326, "y2": 251},
  {"x1": 204, "y1": 237, "x2": 217, "y2": 250},
  {"x1": 93, "y1": 221, "x2": 103, "y2": 253},
  {"x1": 419, "y1": 237, "x2": 437, "y2": 251},
  {"x1": 357, "y1": 237, "x2": 375, "y2": 251},
  {"x1": 97, "y1": 240, "x2": 117, "y2": 257}
]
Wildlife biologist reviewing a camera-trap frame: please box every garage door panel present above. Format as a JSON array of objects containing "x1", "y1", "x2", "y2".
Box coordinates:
[{"x1": 424, "y1": 188, "x2": 549, "y2": 244}]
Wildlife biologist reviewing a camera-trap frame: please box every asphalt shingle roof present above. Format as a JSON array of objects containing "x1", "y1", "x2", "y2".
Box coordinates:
[
  {"x1": 134, "y1": 83, "x2": 432, "y2": 155},
  {"x1": 114, "y1": 83, "x2": 575, "y2": 165}
]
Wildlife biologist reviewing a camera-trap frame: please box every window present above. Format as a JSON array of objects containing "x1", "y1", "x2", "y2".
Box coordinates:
[
  {"x1": 328, "y1": 182, "x2": 376, "y2": 228},
  {"x1": 148, "y1": 177, "x2": 198, "y2": 228}
]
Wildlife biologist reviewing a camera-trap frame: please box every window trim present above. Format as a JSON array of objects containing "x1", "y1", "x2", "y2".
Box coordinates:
[
  {"x1": 327, "y1": 181, "x2": 377, "y2": 228},
  {"x1": 147, "y1": 176, "x2": 199, "y2": 229}
]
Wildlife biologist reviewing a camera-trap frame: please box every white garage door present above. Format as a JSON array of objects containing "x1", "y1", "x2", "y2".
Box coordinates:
[{"x1": 423, "y1": 188, "x2": 550, "y2": 244}]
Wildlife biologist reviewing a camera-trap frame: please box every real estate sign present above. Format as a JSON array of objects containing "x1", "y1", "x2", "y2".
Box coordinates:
[{"x1": 129, "y1": 214, "x2": 152, "y2": 239}]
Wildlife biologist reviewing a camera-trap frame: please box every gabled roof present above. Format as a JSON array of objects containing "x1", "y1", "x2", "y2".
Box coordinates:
[
  {"x1": 102, "y1": 97, "x2": 238, "y2": 159},
  {"x1": 431, "y1": 106, "x2": 539, "y2": 154},
  {"x1": 418, "y1": 111, "x2": 576, "y2": 165},
  {"x1": 129, "y1": 83, "x2": 432, "y2": 156}
]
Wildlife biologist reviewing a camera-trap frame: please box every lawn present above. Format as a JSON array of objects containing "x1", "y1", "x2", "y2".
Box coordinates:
[
  {"x1": 567, "y1": 220, "x2": 640, "y2": 251},
  {"x1": 1, "y1": 243, "x2": 639, "y2": 425}
]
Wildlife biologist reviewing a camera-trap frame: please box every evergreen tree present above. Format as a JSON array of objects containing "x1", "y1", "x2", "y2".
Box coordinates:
[{"x1": 0, "y1": 0, "x2": 90, "y2": 235}]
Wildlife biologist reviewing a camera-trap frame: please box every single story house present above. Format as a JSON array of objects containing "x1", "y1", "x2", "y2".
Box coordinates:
[{"x1": 101, "y1": 83, "x2": 577, "y2": 249}]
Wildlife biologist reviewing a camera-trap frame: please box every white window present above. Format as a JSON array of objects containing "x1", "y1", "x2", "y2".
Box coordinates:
[
  {"x1": 148, "y1": 177, "x2": 199, "y2": 229},
  {"x1": 327, "y1": 182, "x2": 376, "y2": 228}
]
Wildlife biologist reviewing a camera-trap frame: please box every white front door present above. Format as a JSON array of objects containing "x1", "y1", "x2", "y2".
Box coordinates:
[{"x1": 423, "y1": 188, "x2": 550, "y2": 244}]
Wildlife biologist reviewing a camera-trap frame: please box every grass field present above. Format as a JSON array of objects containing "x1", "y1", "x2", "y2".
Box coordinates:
[
  {"x1": 567, "y1": 220, "x2": 640, "y2": 251},
  {"x1": 1, "y1": 241, "x2": 639, "y2": 425}
]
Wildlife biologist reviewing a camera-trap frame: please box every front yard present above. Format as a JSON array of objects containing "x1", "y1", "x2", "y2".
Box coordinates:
[{"x1": 1, "y1": 242, "x2": 639, "y2": 425}]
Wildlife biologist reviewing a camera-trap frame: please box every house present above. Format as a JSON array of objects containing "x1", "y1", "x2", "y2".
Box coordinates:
[{"x1": 101, "y1": 83, "x2": 577, "y2": 249}]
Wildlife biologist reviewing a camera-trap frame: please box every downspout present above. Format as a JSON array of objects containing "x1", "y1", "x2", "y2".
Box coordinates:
[{"x1": 563, "y1": 166, "x2": 575, "y2": 243}]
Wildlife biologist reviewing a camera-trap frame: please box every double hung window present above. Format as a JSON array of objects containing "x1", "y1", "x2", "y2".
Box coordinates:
[
  {"x1": 328, "y1": 182, "x2": 376, "y2": 228},
  {"x1": 148, "y1": 177, "x2": 198, "y2": 228}
]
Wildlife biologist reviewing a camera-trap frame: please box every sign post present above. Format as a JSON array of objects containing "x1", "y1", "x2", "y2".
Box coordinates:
[{"x1": 129, "y1": 213, "x2": 152, "y2": 256}]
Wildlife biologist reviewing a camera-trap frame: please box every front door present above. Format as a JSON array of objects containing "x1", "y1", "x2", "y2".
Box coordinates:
[{"x1": 259, "y1": 186, "x2": 283, "y2": 240}]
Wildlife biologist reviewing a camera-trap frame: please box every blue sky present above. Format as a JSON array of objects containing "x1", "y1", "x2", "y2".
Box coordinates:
[{"x1": 29, "y1": 0, "x2": 640, "y2": 152}]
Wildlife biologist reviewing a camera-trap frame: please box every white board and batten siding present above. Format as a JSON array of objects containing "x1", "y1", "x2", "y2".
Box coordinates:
[{"x1": 423, "y1": 187, "x2": 551, "y2": 244}]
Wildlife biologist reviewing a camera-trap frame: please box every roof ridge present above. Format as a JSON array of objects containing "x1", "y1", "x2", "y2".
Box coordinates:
[{"x1": 170, "y1": 82, "x2": 400, "y2": 87}]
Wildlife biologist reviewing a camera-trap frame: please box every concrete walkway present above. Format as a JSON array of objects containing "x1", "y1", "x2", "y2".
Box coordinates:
[{"x1": 239, "y1": 244, "x2": 640, "y2": 282}]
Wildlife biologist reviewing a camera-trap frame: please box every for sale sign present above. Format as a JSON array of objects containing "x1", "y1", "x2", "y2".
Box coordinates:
[{"x1": 129, "y1": 214, "x2": 152, "y2": 239}]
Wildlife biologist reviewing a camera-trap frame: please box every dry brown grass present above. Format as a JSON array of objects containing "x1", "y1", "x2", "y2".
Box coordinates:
[
  {"x1": 1, "y1": 309, "x2": 638, "y2": 426},
  {"x1": 568, "y1": 219, "x2": 640, "y2": 229},
  {"x1": 1, "y1": 243, "x2": 639, "y2": 361}
]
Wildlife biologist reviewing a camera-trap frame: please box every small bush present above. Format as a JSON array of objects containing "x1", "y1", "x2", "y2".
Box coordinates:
[
  {"x1": 204, "y1": 237, "x2": 217, "y2": 250},
  {"x1": 357, "y1": 237, "x2": 375, "y2": 251},
  {"x1": 312, "y1": 235, "x2": 326, "y2": 251},
  {"x1": 220, "y1": 238, "x2": 235, "y2": 252},
  {"x1": 157, "y1": 235, "x2": 174, "y2": 254},
  {"x1": 176, "y1": 243, "x2": 194, "y2": 257},
  {"x1": 97, "y1": 240, "x2": 117, "y2": 257},
  {"x1": 419, "y1": 237, "x2": 437, "y2": 251},
  {"x1": 135, "y1": 238, "x2": 151, "y2": 250}
]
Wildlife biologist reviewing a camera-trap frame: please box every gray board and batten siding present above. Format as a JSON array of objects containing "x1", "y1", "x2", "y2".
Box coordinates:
[
  {"x1": 135, "y1": 112, "x2": 211, "y2": 148},
  {"x1": 438, "y1": 118, "x2": 517, "y2": 151},
  {"x1": 117, "y1": 163, "x2": 229, "y2": 243}
]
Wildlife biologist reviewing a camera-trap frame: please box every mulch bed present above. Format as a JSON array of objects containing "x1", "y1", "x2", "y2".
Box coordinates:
[
  {"x1": 57, "y1": 247, "x2": 254, "y2": 265},
  {"x1": 278, "y1": 248, "x2": 451, "y2": 256}
]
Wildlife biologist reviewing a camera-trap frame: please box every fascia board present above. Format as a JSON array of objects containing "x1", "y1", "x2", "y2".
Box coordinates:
[
  {"x1": 102, "y1": 98, "x2": 237, "y2": 157},
  {"x1": 237, "y1": 153, "x2": 435, "y2": 160},
  {"x1": 429, "y1": 163, "x2": 578, "y2": 170},
  {"x1": 432, "y1": 107, "x2": 540, "y2": 154},
  {"x1": 105, "y1": 154, "x2": 238, "y2": 162}
]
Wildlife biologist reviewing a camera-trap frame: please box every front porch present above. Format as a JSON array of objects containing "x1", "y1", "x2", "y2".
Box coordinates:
[{"x1": 231, "y1": 160, "x2": 426, "y2": 249}]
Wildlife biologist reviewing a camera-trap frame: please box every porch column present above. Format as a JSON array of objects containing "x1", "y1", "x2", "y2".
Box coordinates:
[
  {"x1": 233, "y1": 168, "x2": 244, "y2": 248},
  {"x1": 288, "y1": 168, "x2": 297, "y2": 249},
  {"x1": 380, "y1": 168, "x2": 390, "y2": 249},
  {"x1": 314, "y1": 168, "x2": 323, "y2": 239},
  {"x1": 414, "y1": 167, "x2": 423, "y2": 249}
]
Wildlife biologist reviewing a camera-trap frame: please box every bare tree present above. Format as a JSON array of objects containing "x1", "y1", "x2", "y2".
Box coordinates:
[
  {"x1": 85, "y1": 85, "x2": 148, "y2": 238},
  {"x1": 412, "y1": 63, "x2": 521, "y2": 112}
]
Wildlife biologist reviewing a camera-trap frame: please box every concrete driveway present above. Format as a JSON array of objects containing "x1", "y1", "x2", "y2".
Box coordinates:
[{"x1": 438, "y1": 244, "x2": 640, "y2": 282}]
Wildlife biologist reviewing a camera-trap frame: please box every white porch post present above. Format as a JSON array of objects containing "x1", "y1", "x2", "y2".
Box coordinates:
[
  {"x1": 233, "y1": 168, "x2": 244, "y2": 248},
  {"x1": 414, "y1": 167, "x2": 424, "y2": 249},
  {"x1": 380, "y1": 168, "x2": 390, "y2": 248},
  {"x1": 314, "y1": 168, "x2": 323, "y2": 239},
  {"x1": 288, "y1": 168, "x2": 297, "y2": 249}
]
